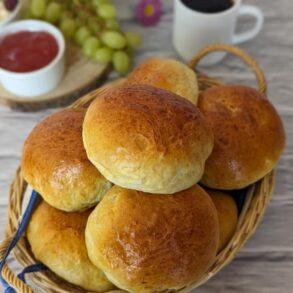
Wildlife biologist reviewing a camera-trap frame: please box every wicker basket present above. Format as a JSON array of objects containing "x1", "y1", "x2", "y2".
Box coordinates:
[{"x1": 0, "y1": 44, "x2": 275, "y2": 293}]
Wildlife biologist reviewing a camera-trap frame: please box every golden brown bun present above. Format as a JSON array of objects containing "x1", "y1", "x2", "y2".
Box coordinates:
[
  {"x1": 126, "y1": 57, "x2": 199, "y2": 104},
  {"x1": 85, "y1": 185, "x2": 219, "y2": 293},
  {"x1": 198, "y1": 86, "x2": 285, "y2": 190},
  {"x1": 21, "y1": 109, "x2": 111, "y2": 211},
  {"x1": 205, "y1": 189, "x2": 238, "y2": 251},
  {"x1": 27, "y1": 201, "x2": 115, "y2": 292},
  {"x1": 83, "y1": 85, "x2": 213, "y2": 194}
]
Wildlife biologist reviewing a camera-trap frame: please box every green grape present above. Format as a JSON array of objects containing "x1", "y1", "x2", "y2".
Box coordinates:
[
  {"x1": 101, "y1": 31, "x2": 126, "y2": 49},
  {"x1": 125, "y1": 32, "x2": 142, "y2": 48},
  {"x1": 60, "y1": 18, "x2": 77, "y2": 39},
  {"x1": 82, "y1": 36, "x2": 101, "y2": 57},
  {"x1": 92, "y1": 0, "x2": 111, "y2": 9},
  {"x1": 105, "y1": 18, "x2": 119, "y2": 30},
  {"x1": 112, "y1": 51, "x2": 131, "y2": 74},
  {"x1": 22, "y1": 9, "x2": 34, "y2": 19},
  {"x1": 91, "y1": 0, "x2": 100, "y2": 8},
  {"x1": 97, "y1": 4, "x2": 116, "y2": 19},
  {"x1": 45, "y1": 2, "x2": 62, "y2": 24},
  {"x1": 74, "y1": 26, "x2": 91, "y2": 45},
  {"x1": 30, "y1": 0, "x2": 46, "y2": 18},
  {"x1": 87, "y1": 17, "x2": 102, "y2": 34},
  {"x1": 94, "y1": 47, "x2": 113, "y2": 64}
]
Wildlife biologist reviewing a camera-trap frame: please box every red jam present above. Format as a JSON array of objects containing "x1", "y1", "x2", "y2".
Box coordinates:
[{"x1": 0, "y1": 31, "x2": 59, "y2": 73}]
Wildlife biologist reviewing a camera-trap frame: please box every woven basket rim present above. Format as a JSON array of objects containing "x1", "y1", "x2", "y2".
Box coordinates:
[
  {"x1": 1, "y1": 44, "x2": 275, "y2": 293},
  {"x1": 6, "y1": 152, "x2": 275, "y2": 293}
]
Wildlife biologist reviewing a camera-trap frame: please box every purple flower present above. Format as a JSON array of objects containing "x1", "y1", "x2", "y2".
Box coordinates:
[{"x1": 136, "y1": 0, "x2": 162, "y2": 26}]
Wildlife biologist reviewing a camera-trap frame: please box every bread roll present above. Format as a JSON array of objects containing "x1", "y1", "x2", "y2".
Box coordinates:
[
  {"x1": 198, "y1": 86, "x2": 285, "y2": 189},
  {"x1": 83, "y1": 85, "x2": 213, "y2": 194},
  {"x1": 206, "y1": 189, "x2": 238, "y2": 251},
  {"x1": 126, "y1": 57, "x2": 199, "y2": 104},
  {"x1": 27, "y1": 201, "x2": 114, "y2": 292},
  {"x1": 85, "y1": 185, "x2": 219, "y2": 293},
  {"x1": 21, "y1": 109, "x2": 111, "y2": 211}
]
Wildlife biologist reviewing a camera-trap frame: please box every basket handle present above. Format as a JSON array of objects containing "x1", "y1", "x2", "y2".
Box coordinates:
[
  {"x1": 188, "y1": 44, "x2": 267, "y2": 94},
  {"x1": 0, "y1": 191, "x2": 40, "y2": 293},
  {"x1": 0, "y1": 238, "x2": 32, "y2": 293}
]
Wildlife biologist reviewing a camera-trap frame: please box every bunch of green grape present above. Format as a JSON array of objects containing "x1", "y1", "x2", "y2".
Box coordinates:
[{"x1": 28, "y1": 0, "x2": 141, "y2": 74}]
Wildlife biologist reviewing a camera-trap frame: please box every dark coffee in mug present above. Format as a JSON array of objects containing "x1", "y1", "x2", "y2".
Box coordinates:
[{"x1": 181, "y1": 0, "x2": 234, "y2": 14}]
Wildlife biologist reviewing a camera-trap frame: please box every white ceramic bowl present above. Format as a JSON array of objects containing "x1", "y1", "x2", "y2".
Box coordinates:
[{"x1": 0, "y1": 20, "x2": 65, "y2": 97}]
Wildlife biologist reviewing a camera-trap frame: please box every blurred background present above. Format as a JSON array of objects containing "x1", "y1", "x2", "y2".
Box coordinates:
[{"x1": 0, "y1": 0, "x2": 292, "y2": 292}]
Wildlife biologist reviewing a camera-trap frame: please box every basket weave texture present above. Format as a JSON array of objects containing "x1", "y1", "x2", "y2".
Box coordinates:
[{"x1": 0, "y1": 44, "x2": 275, "y2": 293}]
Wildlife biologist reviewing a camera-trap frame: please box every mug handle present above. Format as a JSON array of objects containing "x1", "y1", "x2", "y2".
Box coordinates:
[{"x1": 233, "y1": 5, "x2": 264, "y2": 45}]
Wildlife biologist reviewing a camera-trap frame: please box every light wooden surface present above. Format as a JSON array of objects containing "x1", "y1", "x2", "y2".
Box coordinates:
[{"x1": 0, "y1": 0, "x2": 292, "y2": 292}]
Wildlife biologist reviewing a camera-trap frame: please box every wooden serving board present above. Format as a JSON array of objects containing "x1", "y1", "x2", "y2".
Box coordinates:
[{"x1": 0, "y1": 44, "x2": 111, "y2": 111}]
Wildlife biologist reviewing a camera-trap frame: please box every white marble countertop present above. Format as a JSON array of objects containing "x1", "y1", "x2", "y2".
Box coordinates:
[{"x1": 0, "y1": 0, "x2": 292, "y2": 292}]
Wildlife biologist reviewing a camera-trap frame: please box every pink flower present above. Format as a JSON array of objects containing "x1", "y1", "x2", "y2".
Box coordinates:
[{"x1": 136, "y1": 0, "x2": 162, "y2": 27}]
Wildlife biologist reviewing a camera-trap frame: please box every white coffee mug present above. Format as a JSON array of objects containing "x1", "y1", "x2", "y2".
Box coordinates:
[{"x1": 173, "y1": 0, "x2": 264, "y2": 65}]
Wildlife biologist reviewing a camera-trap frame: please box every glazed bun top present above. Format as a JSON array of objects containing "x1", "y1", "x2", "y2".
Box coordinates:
[
  {"x1": 83, "y1": 85, "x2": 213, "y2": 194},
  {"x1": 21, "y1": 109, "x2": 111, "y2": 212},
  {"x1": 85, "y1": 185, "x2": 219, "y2": 293},
  {"x1": 126, "y1": 57, "x2": 199, "y2": 104},
  {"x1": 199, "y1": 86, "x2": 285, "y2": 190},
  {"x1": 27, "y1": 201, "x2": 114, "y2": 292}
]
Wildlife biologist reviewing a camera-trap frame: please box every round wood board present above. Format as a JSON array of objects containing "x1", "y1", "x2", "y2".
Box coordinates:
[{"x1": 0, "y1": 44, "x2": 111, "y2": 111}]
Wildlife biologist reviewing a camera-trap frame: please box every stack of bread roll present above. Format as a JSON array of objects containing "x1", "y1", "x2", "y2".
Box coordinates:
[{"x1": 22, "y1": 58, "x2": 285, "y2": 293}]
